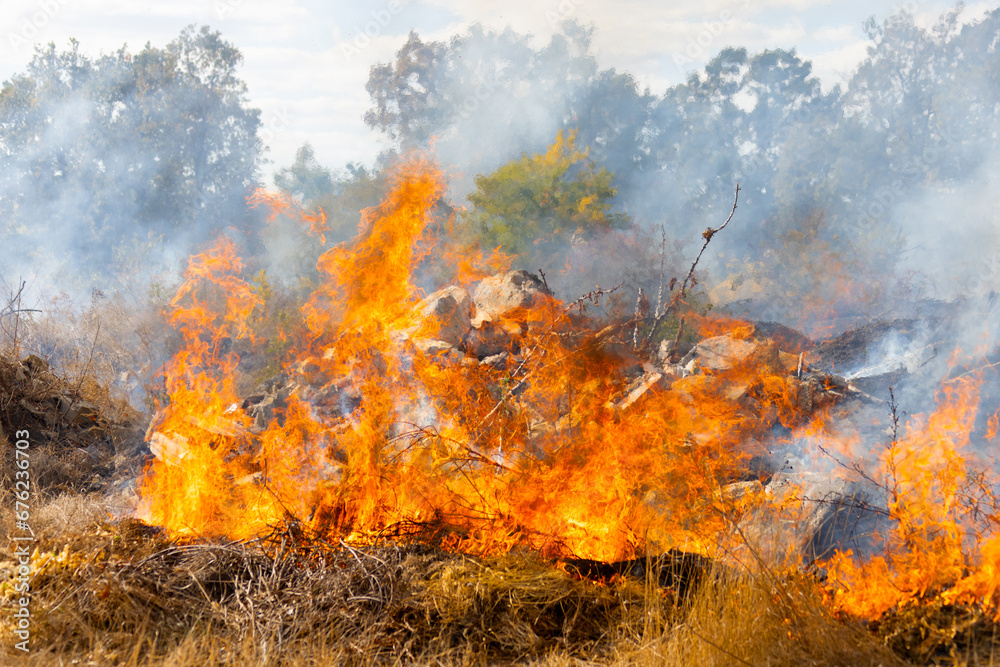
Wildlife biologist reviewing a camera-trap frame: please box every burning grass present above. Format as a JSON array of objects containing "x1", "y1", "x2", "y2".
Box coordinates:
[
  {"x1": 2, "y1": 508, "x2": 913, "y2": 666},
  {"x1": 4, "y1": 155, "x2": 1000, "y2": 664}
]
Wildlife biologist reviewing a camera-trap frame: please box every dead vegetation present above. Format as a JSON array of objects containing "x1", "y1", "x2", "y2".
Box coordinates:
[
  {"x1": 0, "y1": 279, "x2": 153, "y2": 505},
  {"x1": 0, "y1": 308, "x2": 997, "y2": 666},
  {"x1": 1, "y1": 509, "x2": 914, "y2": 667},
  {"x1": 1, "y1": 200, "x2": 999, "y2": 665},
  {"x1": 0, "y1": 351, "x2": 147, "y2": 502}
]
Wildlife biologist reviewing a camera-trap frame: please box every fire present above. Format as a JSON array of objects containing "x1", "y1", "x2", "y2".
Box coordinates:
[
  {"x1": 248, "y1": 188, "x2": 330, "y2": 245},
  {"x1": 138, "y1": 152, "x2": 1000, "y2": 626},
  {"x1": 821, "y1": 366, "x2": 1000, "y2": 619},
  {"x1": 687, "y1": 311, "x2": 755, "y2": 340},
  {"x1": 137, "y1": 156, "x2": 815, "y2": 560},
  {"x1": 138, "y1": 237, "x2": 282, "y2": 538}
]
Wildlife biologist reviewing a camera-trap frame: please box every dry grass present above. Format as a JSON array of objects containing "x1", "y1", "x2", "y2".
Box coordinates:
[
  {"x1": 0, "y1": 497, "x2": 934, "y2": 667},
  {"x1": 0, "y1": 351, "x2": 147, "y2": 508},
  {"x1": 0, "y1": 286, "x2": 996, "y2": 666},
  {"x1": 1, "y1": 277, "x2": 169, "y2": 417},
  {"x1": 643, "y1": 572, "x2": 906, "y2": 666}
]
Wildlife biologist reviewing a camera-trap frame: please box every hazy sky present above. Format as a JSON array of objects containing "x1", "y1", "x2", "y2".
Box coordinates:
[{"x1": 0, "y1": 0, "x2": 993, "y2": 182}]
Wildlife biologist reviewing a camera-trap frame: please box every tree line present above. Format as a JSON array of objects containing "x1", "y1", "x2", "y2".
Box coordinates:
[{"x1": 2, "y1": 9, "x2": 997, "y2": 322}]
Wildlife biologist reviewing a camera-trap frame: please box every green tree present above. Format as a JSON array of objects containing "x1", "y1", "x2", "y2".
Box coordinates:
[
  {"x1": 643, "y1": 48, "x2": 836, "y2": 237},
  {"x1": 273, "y1": 143, "x2": 334, "y2": 205},
  {"x1": 461, "y1": 129, "x2": 627, "y2": 259},
  {"x1": 273, "y1": 143, "x2": 388, "y2": 247}
]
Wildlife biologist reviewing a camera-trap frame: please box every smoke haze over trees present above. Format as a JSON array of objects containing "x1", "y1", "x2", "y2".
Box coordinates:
[
  {"x1": 0, "y1": 25, "x2": 262, "y2": 294},
  {"x1": 357, "y1": 8, "x2": 1000, "y2": 327},
  {"x1": 3, "y1": 8, "x2": 1000, "y2": 333}
]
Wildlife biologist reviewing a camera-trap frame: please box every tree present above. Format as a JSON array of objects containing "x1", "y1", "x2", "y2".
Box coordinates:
[
  {"x1": 461, "y1": 129, "x2": 627, "y2": 259},
  {"x1": 364, "y1": 23, "x2": 606, "y2": 189},
  {"x1": 273, "y1": 143, "x2": 335, "y2": 205},
  {"x1": 273, "y1": 143, "x2": 388, "y2": 247},
  {"x1": 363, "y1": 31, "x2": 453, "y2": 151},
  {"x1": 0, "y1": 26, "x2": 263, "y2": 289},
  {"x1": 567, "y1": 68, "x2": 656, "y2": 193},
  {"x1": 640, "y1": 48, "x2": 836, "y2": 241}
]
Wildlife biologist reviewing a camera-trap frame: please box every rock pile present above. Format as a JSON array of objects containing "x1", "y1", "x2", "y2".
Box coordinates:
[
  {"x1": 0, "y1": 354, "x2": 146, "y2": 497},
  {"x1": 157, "y1": 270, "x2": 938, "y2": 564}
]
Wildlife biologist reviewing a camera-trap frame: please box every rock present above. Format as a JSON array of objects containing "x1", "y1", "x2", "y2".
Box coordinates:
[
  {"x1": 471, "y1": 270, "x2": 553, "y2": 328},
  {"x1": 681, "y1": 334, "x2": 758, "y2": 372},
  {"x1": 657, "y1": 339, "x2": 674, "y2": 362},
  {"x1": 460, "y1": 271, "x2": 555, "y2": 359},
  {"x1": 58, "y1": 396, "x2": 100, "y2": 425},
  {"x1": 752, "y1": 322, "x2": 815, "y2": 354},
  {"x1": 722, "y1": 479, "x2": 765, "y2": 502},
  {"x1": 658, "y1": 339, "x2": 694, "y2": 365},
  {"x1": 792, "y1": 371, "x2": 856, "y2": 413},
  {"x1": 22, "y1": 354, "x2": 50, "y2": 375},
  {"x1": 148, "y1": 431, "x2": 191, "y2": 467},
  {"x1": 735, "y1": 471, "x2": 882, "y2": 564},
  {"x1": 242, "y1": 376, "x2": 292, "y2": 431},
  {"x1": 294, "y1": 358, "x2": 330, "y2": 387},
  {"x1": 480, "y1": 351, "x2": 511, "y2": 370},
  {"x1": 416, "y1": 286, "x2": 473, "y2": 347},
  {"x1": 463, "y1": 323, "x2": 518, "y2": 358},
  {"x1": 610, "y1": 371, "x2": 669, "y2": 411},
  {"x1": 413, "y1": 338, "x2": 457, "y2": 357}
]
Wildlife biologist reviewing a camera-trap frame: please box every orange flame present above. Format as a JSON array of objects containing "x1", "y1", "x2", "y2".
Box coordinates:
[
  {"x1": 248, "y1": 188, "x2": 330, "y2": 245},
  {"x1": 822, "y1": 365, "x2": 1000, "y2": 619},
  {"x1": 138, "y1": 237, "x2": 282, "y2": 538},
  {"x1": 139, "y1": 155, "x2": 829, "y2": 561},
  {"x1": 138, "y1": 150, "x2": 1000, "y2": 631}
]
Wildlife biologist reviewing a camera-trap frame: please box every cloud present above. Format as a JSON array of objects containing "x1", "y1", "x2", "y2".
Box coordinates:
[{"x1": 811, "y1": 25, "x2": 856, "y2": 41}]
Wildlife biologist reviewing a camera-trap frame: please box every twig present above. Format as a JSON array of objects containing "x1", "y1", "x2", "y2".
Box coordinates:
[
  {"x1": 12, "y1": 279, "x2": 24, "y2": 356},
  {"x1": 667, "y1": 317, "x2": 685, "y2": 364},
  {"x1": 643, "y1": 184, "x2": 740, "y2": 351},
  {"x1": 390, "y1": 423, "x2": 512, "y2": 472},
  {"x1": 793, "y1": 492, "x2": 890, "y2": 520},
  {"x1": 62, "y1": 318, "x2": 102, "y2": 436},
  {"x1": 563, "y1": 282, "x2": 625, "y2": 315},
  {"x1": 885, "y1": 386, "x2": 902, "y2": 510},
  {"x1": 632, "y1": 287, "x2": 646, "y2": 349},
  {"x1": 681, "y1": 183, "x2": 741, "y2": 295},
  {"x1": 654, "y1": 224, "x2": 667, "y2": 320},
  {"x1": 0, "y1": 279, "x2": 30, "y2": 357},
  {"x1": 812, "y1": 386, "x2": 904, "y2": 504},
  {"x1": 814, "y1": 440, "x2": 889, "y2": 497}
]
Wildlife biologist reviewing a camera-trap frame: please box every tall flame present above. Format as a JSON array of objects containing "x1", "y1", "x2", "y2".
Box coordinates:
[
  {"x1": 138, "y1": 237, "x2": 281, "y2": 538},
  {"x1": 822, "y1": 366, "x2": 1000, "y2": 619},
  {"x1": 138, "y1": 150, "x2": 1000, "y2": 628}
]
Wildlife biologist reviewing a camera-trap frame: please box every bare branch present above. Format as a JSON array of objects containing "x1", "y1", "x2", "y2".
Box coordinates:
[{"x1": 642, "y1": 183, "x2": 740, "y2": 351}]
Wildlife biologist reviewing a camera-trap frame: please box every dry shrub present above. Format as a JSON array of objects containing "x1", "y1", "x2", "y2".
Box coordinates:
[
  {"x1": 624, "y1": 568, "x2": 907, "y2": 667},
  {"x1": 0, "y1": 510, "x2": 672, "y2": 665},
  {"x1": 0, "y1": 288, "x2": 151, "y2": 516},
  {"x1": 1, "y1": 443, "x2": 99, "y2": 498},
  {"x1": 0, "y1": 351, "x2": 148, "y2": 506},
  {"x1": 1, "y1": 519, "x2": 651, "y2": 666},
  {"x1": 22, "y1": 494, "x2": 123, "y2": 538},
  {"x1": 875, "y1": 599, "x2": 1000, "y2": 666},
  {"x1": 2, "y1": 510, "x2": 928, "y2": 667},
  {"x1": 2, "y1": 280, "x2": 168, "y2": 416},
  {"x1": 402, "y1": 552, "x2": 639, "y2": 660}
]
